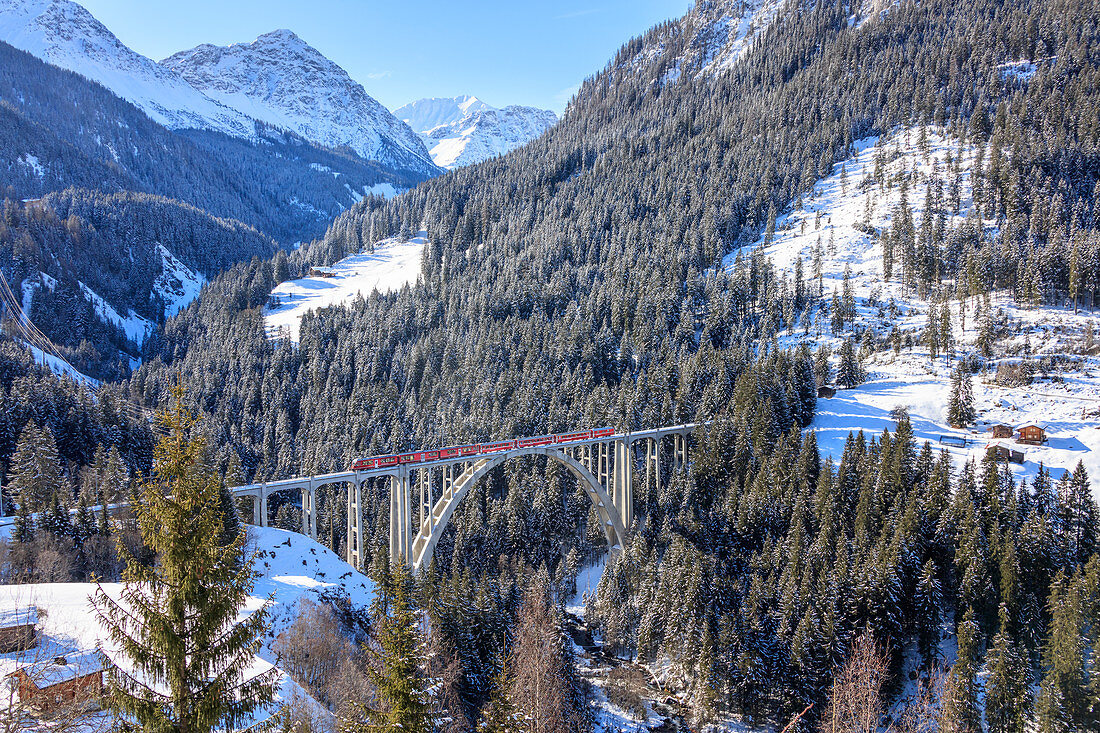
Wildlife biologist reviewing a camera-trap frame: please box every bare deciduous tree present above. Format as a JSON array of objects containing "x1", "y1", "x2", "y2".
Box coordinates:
[
  {"x1": 818, "y1": 631, "x2": 889, "y2": 733},
  {"x1": 273, "y1": 599, "x2": 357, "y2": 707}
]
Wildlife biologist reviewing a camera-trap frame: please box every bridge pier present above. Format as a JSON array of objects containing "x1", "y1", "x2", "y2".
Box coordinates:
[
  {"x1": 302, "y1": 478, "x2": 318, "y2": 540},
  {"x1": 259, "y1": 484, "x2": 268, "y2": 527},
  {"x1": 346, "y1": 478, "x2": 364, "y2": 569},
  {"x1": 612, "y1": 438, "x2": 633, "y2": 531},
  {"x1": 389, "y1": 469, "x2": 412, "y2": 565}
]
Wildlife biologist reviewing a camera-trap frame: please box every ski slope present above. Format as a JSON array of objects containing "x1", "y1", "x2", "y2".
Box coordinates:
[
  {"x1": 728, "y1": 125, "x2": 1100, "y2": 495},
  {"x1": 264, "y1": 232, "x2": 426, "y2": 341}
]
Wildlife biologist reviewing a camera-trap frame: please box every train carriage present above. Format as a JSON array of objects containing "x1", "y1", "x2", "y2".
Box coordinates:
[
  {"x1": 479, "y1": 439, "x2": 516, "y2": 453},
  {"x1": 517, "y1": 434, "x2": 555, "y2": 448}
]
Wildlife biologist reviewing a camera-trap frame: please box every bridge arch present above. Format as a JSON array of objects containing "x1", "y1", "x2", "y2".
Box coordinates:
[{"x1": 409, "y1": 446, "x2": 627, "y2": 574}]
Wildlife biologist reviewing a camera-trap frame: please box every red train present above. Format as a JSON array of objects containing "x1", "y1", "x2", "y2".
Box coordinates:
[{"x1": 351, "y1": 426, "x2": 615, "y2": 471}]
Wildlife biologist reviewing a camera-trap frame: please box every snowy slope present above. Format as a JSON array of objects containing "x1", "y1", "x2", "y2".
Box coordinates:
[
  {"x1": 615, "y1": 0, "x2": 789, "y2": 83},
  {"x1": 264, "y1": 231, "x2": 427, "y2": 341},
  {"x1": 396, "y1": 96, "x2": 557, "y2": 169},
  {"x1": 0, "y1": 526, "x2": 373, "y2": 726},
  {"x1": 0, "y1": 0, "x2": 254, "y2": 136},
  {"x1": 728, "y1": 125, "x2": 1100, "y2": 497},
  {"x1": 162, "y1": 30, "x2": 438, "y2": 177}
]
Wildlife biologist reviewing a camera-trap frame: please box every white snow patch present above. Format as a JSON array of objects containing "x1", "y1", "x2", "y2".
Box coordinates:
[
  {"x1": 364, "y1": 182, "x2": 399, "y2": 199},
  {"x1": 155, "y1": 243, "x2": 205, "y2": 317},
  {"x1": 77, "y1": 281, "x2": 153, "y2": 346},
  {"x1": 567, "y1": 555, "x2": 607, "y2": 619},
  {"x1": 16, "y1": 153, "x2": 43, "y2": 177},
  {"x1": 264, "y1": 231, "x2": 427, "y2": 341}
]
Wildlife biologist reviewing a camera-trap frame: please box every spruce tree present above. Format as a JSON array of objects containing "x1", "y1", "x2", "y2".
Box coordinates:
[
  {"x1": 93, "y1": 385, "x2": 276, "y2": 733},
  {"x1": 479, "y1": 657, "x2": 519, "y2": 733},
  {"x1": 9, "y1": 422, "x2": 62, "y2": 512},
  {"x1": 984, "y1": 606, "x2": 1031, "y2": 733},
  {"x1": 940, "y1": 609, "x2": 982, "y2": 733},
  {"x1": 946, "y1": 362, "x2": 975, "y2": 428},
  {"x1": 1036, "y1": 573, "x2": 1088, "y2": 732},
  {"x1": 345, "y1": 562, "x2": 431, "y2": 733},
  {"x1": 836, "y1": 338, "x2": 864, "y2": 388}
]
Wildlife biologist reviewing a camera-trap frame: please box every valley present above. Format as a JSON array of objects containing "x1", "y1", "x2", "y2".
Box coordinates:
[{"x1": 0, "y1": 0, "x2": 1099, "y2": 731}]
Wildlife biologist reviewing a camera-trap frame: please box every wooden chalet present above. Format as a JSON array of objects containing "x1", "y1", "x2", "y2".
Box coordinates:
[
  {"x1": 986, "y1": 441, "x2": 1025, "y2": 464},
  {"x1": 1016, "y1": 422, "x2": 1047, "y2": 445},
  {"x1": 0, "y1": 609, "x2": 37, "y2": 654},
  {"x1": 5, "y1": 650, "x2": 103, "y2": 712},
  {"x1": 989, "y1": 424, "x2": 1014, "y2": 439}
]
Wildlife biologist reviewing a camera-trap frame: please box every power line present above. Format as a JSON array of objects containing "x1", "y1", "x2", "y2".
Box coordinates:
[{"x1": 0, "y1": 268, "x2": 157, "y2": 426}]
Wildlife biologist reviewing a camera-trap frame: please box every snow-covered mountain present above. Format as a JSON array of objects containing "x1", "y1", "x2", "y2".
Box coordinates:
[
  {"x1": 0, "y1": 0, "x2": 255, "y2": 136},
  {"x1": 395, "y1": 94, "x2": 491, "y2": 135},
  {"x1": 162, "y1": 30, "x2": 438, "y2": 178},
  {"x1": 395, "y1": 95, "x2": 557, "y2": 169}
]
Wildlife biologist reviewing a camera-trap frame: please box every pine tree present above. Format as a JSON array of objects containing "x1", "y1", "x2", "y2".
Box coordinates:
[
  {"x1": 9, "y1": 422, "x2": 62, "y2": 512},
  {"x1": 13, "y1": 500, "x2": 34, "y2": 543},
  {"x1": 842, "y1": 266, "x2": 857, "y2": 322},
  {"x1": 836, "y1": 338, "x2": 864, "y2": 388},
  {"x1": 346, "y1": 562, "x2": 432, "y2": 733},
  {"x1": 92, "y1": 385, "x2": 276, "y2": 733},
  {"x1": 479, "y1": 656, "x2": 519, "y2": 733},
  {"x1": 1036, "y1": 573, "x2": 1088, "y2": 732},
  {"x1": 984, "y1": 606, "x2": 1031, "y2": 733},
  {"x1": 923, "y1": 304, "x2": 941, "y2": 362},
  {"x1": 946, "y1": 362, "x2": 975, "y2": 428},
  {"x1": 940, "y1": 609, "x2": 982, "y2": 733}
]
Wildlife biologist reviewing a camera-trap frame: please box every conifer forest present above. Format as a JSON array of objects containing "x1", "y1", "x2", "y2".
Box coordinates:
[{"x1": 1, "y1": 0, "x2": 1100, "y2": 730}]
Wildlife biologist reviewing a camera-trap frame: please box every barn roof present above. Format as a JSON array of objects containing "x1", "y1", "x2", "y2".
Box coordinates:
[
  {"x1": 985, "y1": 440, "x2": 1023, "y2": 452},
  {"x1": 6, "y1": 650, "x2": 102, "y2": 688},
  {"x1": 1016, "y1": 421, "x2": 1047, "y2": 430},
  {"x1": 0, "y1": 608, "x2": 37, "y2": 628}
]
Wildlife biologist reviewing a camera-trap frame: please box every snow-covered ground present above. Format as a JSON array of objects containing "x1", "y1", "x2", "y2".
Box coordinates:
[
  {"x1": 0, "y1": 526, "x2": 373, "y2": 728},
  {"x1": 726, "y1": 125, "x2": 1100, "y2": 496},
  {"x1": 77, "y1": 281, "x2": 153, "y2": 346},
  {"x1": 156, "y1": 243, "x2": 206, "y2": 317},
  {"x1": 264, "y1": 231, "x2": 426, "y2": 341}
]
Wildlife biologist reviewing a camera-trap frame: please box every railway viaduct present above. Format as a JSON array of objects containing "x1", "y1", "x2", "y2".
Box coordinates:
[{"x1": 229, "y1": 424, "x2": 697, "y2": 573}]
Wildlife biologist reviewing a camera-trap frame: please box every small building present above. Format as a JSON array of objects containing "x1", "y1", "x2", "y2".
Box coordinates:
[
  {"x1": 986, "y1": 441, "x2": 1025, "y2": 464},
  {"x1": 5, "y1": 650, "x2": 104, "y2": 711},
  {"x1": 818, "y1": 386, "x2": 836, "y2": 399},
  {"x1": 1016, "y1": 422, "x2": 1047, "y2": 445},
  {"x1": 989, "y1": 424, "x2": 1014, "y2": 439},
  {"x1": 308, "y1": 268, "x2": 337, "y2": 278},
  {"x1": 0, "y1": 609, "x2": 38, "y2": 654}
]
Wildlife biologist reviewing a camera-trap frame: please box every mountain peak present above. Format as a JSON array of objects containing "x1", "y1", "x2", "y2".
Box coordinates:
[
  {"x1": 162, "y1": 33, "x2": 437, "y2": 176},
  {"x1": 0, "y1": 0, "x2": 255, "y2": 136},
  {"x1": 395, "y1": 95, "x2": 557, "y2": 169},
  {"x1": 255, "y1": 28, "x2": 302, "y2": 43}
]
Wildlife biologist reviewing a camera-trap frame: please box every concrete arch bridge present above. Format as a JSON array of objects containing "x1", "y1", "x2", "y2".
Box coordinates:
[{"x1": 229, "y1": 424, "x2": 698, "y2": 574}]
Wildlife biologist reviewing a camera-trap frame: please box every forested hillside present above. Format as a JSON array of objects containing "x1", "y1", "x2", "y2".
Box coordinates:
[{"x1": 8, "y1": 0, "x2": 1099, "y2": 728}]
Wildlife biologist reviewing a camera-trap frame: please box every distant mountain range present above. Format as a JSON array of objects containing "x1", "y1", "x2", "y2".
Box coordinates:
[
  {"x1": 162, "y1": 30, "x2": 437, "y2": 177},
  {"x1": 396, "y1": 95, "x2": 557, "y2": 169},
  {"x1": 0, "y1": 0, "x2": 439, "y2": 178}
]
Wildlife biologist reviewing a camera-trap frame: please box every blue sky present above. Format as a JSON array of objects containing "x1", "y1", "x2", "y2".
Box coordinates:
[{"x1": 78, "y1": 0, "x2": 689, "y2": 113}]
